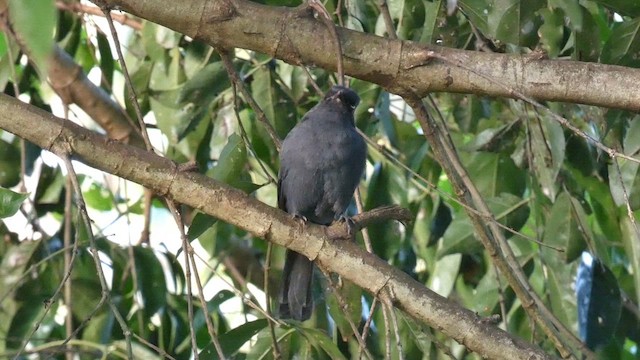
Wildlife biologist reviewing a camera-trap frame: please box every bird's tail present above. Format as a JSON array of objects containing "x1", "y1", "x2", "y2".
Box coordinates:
[{"x1": 279, "y1": 250, "x2": 314, "y2": 321}]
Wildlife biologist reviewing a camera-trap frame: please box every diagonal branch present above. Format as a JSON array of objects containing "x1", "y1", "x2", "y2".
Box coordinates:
[{"x1": 0, "y1": 93, "x2": 552, "y2": 360}]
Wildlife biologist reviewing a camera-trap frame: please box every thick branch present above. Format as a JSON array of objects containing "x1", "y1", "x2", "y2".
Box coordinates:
[
  {"x1": 48, "y1": 46, "x2": 144, "y2": 147},
  {"x1": 96, "y1": 0, "x2": 640, "y2": 111},
  {"x1": 0, "y1": 94, "x2": 552, "y2": 360}
]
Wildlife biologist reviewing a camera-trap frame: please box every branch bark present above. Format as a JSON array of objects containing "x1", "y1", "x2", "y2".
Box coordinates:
[
  {"x1": 48, "y1": 46, "x2": 144, "y2": 147},
  {"x1": 95, "y1": 0, "x2": 640, "y2": 111},
  {"x1": 0, "y1": 94, "x2": 552, "y2": 360}
]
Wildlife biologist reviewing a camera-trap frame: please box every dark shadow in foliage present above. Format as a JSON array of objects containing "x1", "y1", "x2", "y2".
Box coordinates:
[{"x1": 576, "y1": 252, "x2": 622, "y2": 350}]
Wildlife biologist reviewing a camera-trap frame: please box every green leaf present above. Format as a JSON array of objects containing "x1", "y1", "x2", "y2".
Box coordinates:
[
  {"x1": 247, "y1": 326, "x2": 296, "y2": 360},
  {"x1": 250, "y1": 65, "x2": 297, "y2": 139},
  {"x1": 179, "y1": 61, "x2": 229, "y2": 105},
  {"x1": 83, "y1": 310, "x2": 115, "y2": 343},
  {"x1": 301, "y1": 327, "x2": 348, "y2": 360},
  {"x1": 609, "y1": 116, "x2": 640, "y2": 210},
  {"x1": 593, "y1": 0, "x2": 640, "y2": 17},
  {"x1": 602, "y1": 18, "x2": 640, "y2": 67},
  {"x1": 529, "y1": 116, "x2": 565, "y2": 201},
  {"x1": 8, "y1": 0, "x2": 56, "y2": 74},
  {"x1": 199, "y1": 319, "x2": 269, "y2": 359},
  {"x1": 6, "y1": 298, "x2": 49, "y2": 349},
  {"x1": 83, "y1": 181, "x2": 113, "y2": 211},
  {"x1": 96, "y1": 32, "x2": 115, "y2": 89},
  {"x1": 457, "y1": 261, "x2": 499, "y2": 315},
  {"x1": 438, "y1": 193, "x2": 529, "y2": 257},
  {"x1": 187, "y1": 212, "x2": 218, "y2": 241},
  {"x1": 365, "y1": 163, "x2": 407, "y2": 259},
  {"x1": 210, "y1": 134, "x2": 245, "y2": 182},
  {"x1": 0, "y1": 239, "x2": 40, "y2": 353},
  {"x1": 573, "y1": 6, "x2": 600, "y2": 62},
  {"x1": 544, "y1": 254, "x2": 578, "y2": 328},
  {"x1": 543, "y1": 191, "x2": 587, "y2": 262},
  {"x1": 0, "y1": 139, "x2": 20, "y2": 188},
  {"x1": 550, "y1": 0, "x2": 583, "y2": 31},
  {"x1": 459, "y1": 0, "x2": 490, "y2": 37},
  {"x1": 133, "y1": 246, "x2": 167, "y2": 318},
  {"x1": 0, "y1": 187, "x2": 28, "y2": 218},
  {"x1": 467, "y1": 120, "x2": 522, "y2": 153},
  {"x1": 419, "y1": 0, "x2": 442, "y2": 44},
  {"x1": 427, "y1": 253, "x2": 461, "y2": 297},
  {"x1": 208, "y1": 133, "x2": 260, "y2": 193},
  {"x1": 620, "y1": 211, "x2": 640, "y2": 303},
  {"x1": 488, "y1": 0, "x2": 544, "y2": 46},
  {"x1": 538, "y1": 7, "x2": 566, "y2": 58},
  {"x1": 141, "y1": 22, "x2": 167, "y2": 63},
  {"x1": 326, "y1": 279, "x2": 362, "y2": 339},
  {"x1": 463, "y1": 151, "x2": 526, "y2": 198},
  {"x1": 34, "y1": 165, "x2": 66, "y2": 214}
]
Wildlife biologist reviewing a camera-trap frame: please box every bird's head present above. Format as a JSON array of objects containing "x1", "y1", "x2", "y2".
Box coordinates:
[{"x1": 325, "y1": 86, "x2": 360, "y2": 112}]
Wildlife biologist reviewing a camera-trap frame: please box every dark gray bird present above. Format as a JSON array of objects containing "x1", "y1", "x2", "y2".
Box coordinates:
[{"x1": 278, "y1": 85, "x2": 367, "y2": 321}]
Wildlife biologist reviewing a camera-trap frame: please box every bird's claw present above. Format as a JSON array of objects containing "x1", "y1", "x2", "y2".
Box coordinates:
[
  {"x1": 292, "y1": 214, "x2": 308, "y2": 225},
  {"x1": 336, "y1": 214, "x2": 356, "y2": 237},
  {"x1": 293, "y1": 214, "x2": 308, "y2": 222}
]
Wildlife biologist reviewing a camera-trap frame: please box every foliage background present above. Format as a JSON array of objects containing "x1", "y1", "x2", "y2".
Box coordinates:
[{"x1": 1, "y1": 0, "x2": 640, "y2": 359}]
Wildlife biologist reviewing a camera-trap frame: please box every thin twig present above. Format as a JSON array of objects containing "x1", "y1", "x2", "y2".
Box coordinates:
[
  {"x1": 132, "y1": 333, "x2": 178, "y2": 360},
  {"x1": 612, "y1": 158, "x2": 640, "y2": 241},
  {"x1": 386, "y1": 305, "x2": 405, "y2": 360},
  {"x1": 60, "y1": 153, "x2": 133, "y2": 358},
  {"x1": 361, "y1": 296, "x2": 378, "y2": 342},
  {"x1": 190, "y1": 250, "x2": 280, "y2": 322},
  {"x1": 308, "y1": 0, "x2": 344, "y2": 86},
  {"x1": 177, "y1": 208, "x2": 199, "y2": 359},
  {"x1": 381, "y1": 303, "x2": 392, "y2": 360},
  {"x1": 218, "y1": 50, "x2": 282, "y2": 150},
  {"x1": 494, "y1": 264, "x2": 507, "y2": 330},
  {"x1": 57, "y1": 1, "x2": 142, "y2": 30},
  {"x1": 63, "y1": 171, "x2": 74, "y2": 360},
  {"x1": 377, "y1": 1, "x2": 397, "y2": 40},
  {"x1": 354, "y1": 189, "x2": 373, "y2": 252},
  {"x1": 100, "y1": 5, "x2": 154, "y2": 151},
  {"x1": 232, "y1": 83, "x2": 277, "y2": 185},
  {"x1": 263, "y1": 243, "x2": 281, "y2": 359}
]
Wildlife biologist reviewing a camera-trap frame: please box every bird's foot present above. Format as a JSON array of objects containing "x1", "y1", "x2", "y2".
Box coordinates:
[
  {"x1": 292, "y1": 213, "x2": 308, "y2": 227},
  {"x1": 336, "y1": 214, "x2": 356, "y2": 238}
]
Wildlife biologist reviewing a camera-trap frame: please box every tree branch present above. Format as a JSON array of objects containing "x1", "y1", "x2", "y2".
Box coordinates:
[
  {"x1": 47, "y1": 46, "x2": 145, "y2": 147},
  {"x1": 95, "y1": 0, "x2": 640, "y2": 112},
  {"x1": 0, "y1": 94, "x2": 552, "y2": 360}
]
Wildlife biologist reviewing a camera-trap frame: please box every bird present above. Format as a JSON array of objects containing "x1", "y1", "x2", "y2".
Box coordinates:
[{"x1": 277, "y1": 85, "x2": 367, "y2": 321}]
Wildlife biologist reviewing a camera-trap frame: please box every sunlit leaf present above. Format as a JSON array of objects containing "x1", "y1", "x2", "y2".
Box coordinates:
[
  {"x1": 8, "y1": 0, "x2": 55, "y2": 74},
  {"x1": 0, "y1": 187, "x2": 28, "y2": 218}
]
